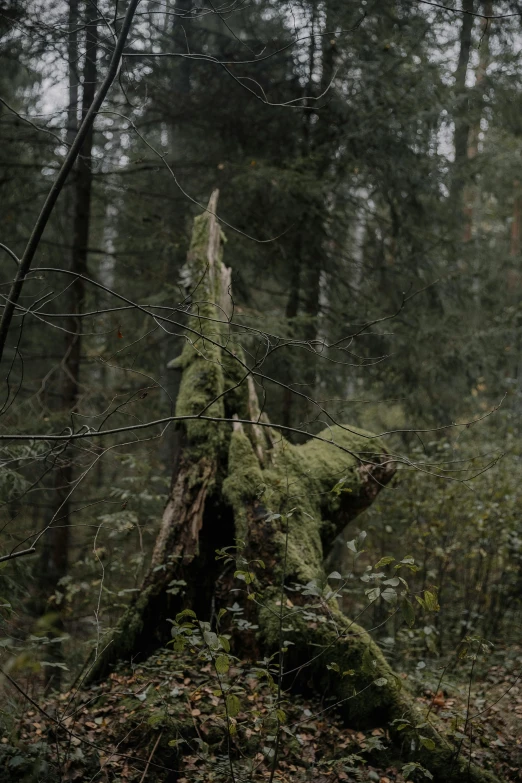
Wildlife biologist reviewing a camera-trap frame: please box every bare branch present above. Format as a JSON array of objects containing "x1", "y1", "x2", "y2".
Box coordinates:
[
  {"x1": 417, "y1": 0, "x2": 519, "y2": 18},
  {"x1": 0, "y1": 545, "x2": 36, "y2": 563}
]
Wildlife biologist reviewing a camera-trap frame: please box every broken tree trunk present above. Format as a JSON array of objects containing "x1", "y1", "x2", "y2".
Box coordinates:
[{"x1": 89, "y1": 193, "x2": 499, "y2": 783}]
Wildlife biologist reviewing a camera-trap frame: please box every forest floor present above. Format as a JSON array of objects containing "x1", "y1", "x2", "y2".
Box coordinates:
[{"x1": 3, "y1": 645, "x2": 522, "y2": 782}]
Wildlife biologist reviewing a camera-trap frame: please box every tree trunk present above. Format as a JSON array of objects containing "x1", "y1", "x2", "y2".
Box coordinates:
[
  {"x1": 450, "y1": 0, "x2": 474, "y2": 216},
  {"x1": 510, "y1": 180, "x2": 521, "y2": 257},
  {"x1": 463, "y1": 0, "x2": 492, "y2": 242},
  {"x1": 283, "y1": 0, "x2": 337, "y2": 430},
  {"x1": 88, "y1": 193, "x2": 498, "y2": 783},
  {"x1": 281, "y1": 258, "x2": 300, "y2": 430},
  {"x1": 40, "y1": 1, "x2": 98, "y2": 596},
  {"x1": 173, "y1": 0, "x2": 193, "y2": 95}
]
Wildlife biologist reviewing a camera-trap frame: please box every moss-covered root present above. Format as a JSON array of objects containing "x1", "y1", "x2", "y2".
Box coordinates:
[{"x1": 259, "y1": 602, "x2": 501, "y2": 783}]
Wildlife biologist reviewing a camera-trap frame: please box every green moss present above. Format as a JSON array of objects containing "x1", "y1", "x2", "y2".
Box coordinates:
[
  {"x1": 223, "y1": 430, "x2": 265, "y2": 541},
  {"x1": 182, "y1": 212, "x2": 226, "y2": 337},
  {"x1": 220, "y1": 347, "x2": 250, "y2": 421},
  {"x1": 176, "y1": 354, "x2": 226, "y2": 457},
  {"x1": 173, "y1": 209, "x2": 385, "y2": 573},
  {"x1": 258, "y1": 592, "x2": 397, "y2": 720},
  {"x1": 172, "y1": 208, "x2": 231, "y2": 459},
  {"x1": 147, "y1": 713, "x2": 166, "y2": 729},
  {"x1": 258, "y1": 599, "x2": 500, "y2": 782},
  {"x1": 223, "y1": 423, "x2": 387, "y2": 585},
  {"x1": 226, "y1": 428, "x2": 262, "y2": 477}
]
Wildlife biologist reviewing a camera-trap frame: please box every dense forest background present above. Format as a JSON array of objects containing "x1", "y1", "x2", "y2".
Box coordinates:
[{"x1": 1, "y1": 1, "x2": 522, "y2": 781}]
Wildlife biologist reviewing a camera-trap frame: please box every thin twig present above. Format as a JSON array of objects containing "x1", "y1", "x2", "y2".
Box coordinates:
[
  {"x1": 139, "y1": 731, "x2": 163, "y2": 783},
  {"x1": 0, "y1": 546, "x2": 36, "y2": 563}
]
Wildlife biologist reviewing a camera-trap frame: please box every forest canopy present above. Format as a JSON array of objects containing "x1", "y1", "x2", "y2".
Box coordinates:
[{"x1": 1, "y1": 1, "x2": 522, "y2": 782}]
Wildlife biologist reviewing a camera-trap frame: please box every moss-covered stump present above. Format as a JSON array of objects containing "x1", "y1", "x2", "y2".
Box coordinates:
[
  {"x1": 89, "y1": 193, "x2": 394, "y2": 683},
  {"x1": 80, "y1": 195, "x2": 501, "y2": 783}
]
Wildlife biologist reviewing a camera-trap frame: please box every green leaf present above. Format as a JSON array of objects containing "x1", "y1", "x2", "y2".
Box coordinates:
[
  {"x1": 374, "y1": 555, "x2": 395, "y2": 569},
  {"x1": 328, "y1": 571, "x2": 342, "y2": 580},
  {"x1": 382, "y1": 577, "x2": 400, "y2": 587},
  {"x1": 366, "y1": 586, "x2": 381, "y2": 602},
  {"x1": 215, "y1": 654, "x2": 230, "y2": 674},
  {"x1": 374, "y1": 677, "x2": 388, "y2": 687},
  {"x1": 401, "y1": 597, "x2": 415, "y2": 627},
  {"x1": 423, "y1": 590, "x2": 440, "y2": 612},
  {"x1": 395, "y1": 556, "x2": 420, "y2": 573},
  {"x1": 195, "y1": 739, "x2": 209, "y2": 755},
  {"x1": 381, "y1": 587, "x2": 397, "y2": 604},
  {"x1": 402, "y1": 762, "x2": 434, "y2": 780},
  {"x1": 8, "y1": 756, "x2": 26, "y2": 769},
  {"x1": 203, "y1": 630, "x2": 220, "y2": 650},
  {"x1": 176, "y1": 608, "x2": 196, "y2": 622},
  {"x1": 226, "y1": 694, "x2": 241, "y2": 718},
  {"x1": 419, "y1": 736, "x2": 436, "y2": 751},
  {"x1": 276, "y1": 709, "x2": 286, "y2": 723},
  {"x1": 234, "y1": 569, "x2": 255, "y2": 584},
  {"x1": 218, "y1": 635, "x2": 230, "y2": 652}
]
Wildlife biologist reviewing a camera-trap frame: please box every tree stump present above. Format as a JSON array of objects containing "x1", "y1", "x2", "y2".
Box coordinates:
[{"x1": 88, "y1": 193, "x2": 500, "y2": 783}]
